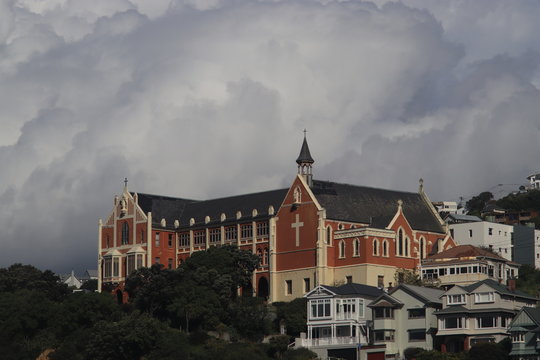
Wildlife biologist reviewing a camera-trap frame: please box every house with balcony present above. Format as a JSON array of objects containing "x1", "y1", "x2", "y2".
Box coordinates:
[
  {"x1": 299, "y1": 283, "x2": 386, "y2": 360},
  {"x1": 420, "y1": 245, "x2": 519, "y2": 288},
  {"x1": 368, "y1": 284, "x2": 444, "y2": 359},
  {"x1": 435, "y1": 279, "x2": 537, "y2": 353},
  {"x1": 508, "y1": 307, "x2": 540, "y2": 360}
]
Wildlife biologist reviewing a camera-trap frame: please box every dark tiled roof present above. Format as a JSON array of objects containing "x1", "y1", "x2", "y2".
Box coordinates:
[
  {"x1": 296, "y1": 136, "x2": 314, "y2": 164},
  {"x1": 311, "y1": 180, "x2": 445, "y2": 233},
  {"x1": 323, "y1": 283, "x2": 385, "y2": 298},
  {"x1": 135, "y1": 193, "x2": 196, "y2": 228},
  {"x1": 523, "y1": 307, "x2": 540, "y2": 326},
  {"x1": 462, "y1": 279, "x2": 537, "y2": 301},
  {"x1": 135, "y1": 189, "x2": 288, "y2": 228}
]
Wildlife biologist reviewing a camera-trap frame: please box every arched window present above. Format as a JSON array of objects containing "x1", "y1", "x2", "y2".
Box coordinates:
[
  {"x1": 419, "y1": 237, "x2": 426, "y2": 259},
  {"x1": 373, "y1": 239, "x2": 379, "y2": 256},
  {"x1": 256, "y1": 248, "x2": 262, "y2": 265},
  {"x1": 382, "y1": 240, "x2": 389, "y2": 257},
  {"x1": 121, "y1": 222, "x2": 129, "y2": 245},
  {"x1": 397, "y1": 229, "x2": 402, "y2": 255},
  {"x1": 339, "y1": 240, "x2": 346, "y2": 258},
  {"x1": 405, "y1": 236, "x2": 410, "y2": 257},
  {"x1": 263, "y1": 247, "x2": 269, "y2": 266},
  {"x1": 326, "y1": 226, "x2": 332, "y2": 245},
  {"x1": 353, "y1": 238, "x2": 360, "y2": 257}
]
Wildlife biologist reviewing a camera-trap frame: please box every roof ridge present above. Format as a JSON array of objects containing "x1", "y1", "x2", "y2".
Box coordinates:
[{"x1": 312, "y1": 179, "x2": 420, "y2": 196}]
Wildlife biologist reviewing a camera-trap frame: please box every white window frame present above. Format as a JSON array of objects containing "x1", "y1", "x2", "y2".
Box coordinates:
[
  {"x1": 447, "y1": 294, "x2": 466, "y2": 305},
  {"x1": 474, "y1": 292, "x2": 495, "y2": 304}
]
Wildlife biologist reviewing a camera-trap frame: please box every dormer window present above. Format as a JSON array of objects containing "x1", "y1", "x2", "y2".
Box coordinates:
[
  {"x1": 447, "y1": 294, "x2": 466, "y2": 305},
  {"x1": 474, "y1": 292, "x2": 494, "y2": 303},
  {"x1": 512, "y1": 333, "x2": 525, "y2": 343}
]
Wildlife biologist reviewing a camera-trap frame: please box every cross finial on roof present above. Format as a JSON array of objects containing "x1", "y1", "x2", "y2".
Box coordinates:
[
  {"x1": 303, "y1": 128, "x2": 307, "y2": 137},
  {"x1": 124, "y1": 177, "x2": 128, "y2": 189}
]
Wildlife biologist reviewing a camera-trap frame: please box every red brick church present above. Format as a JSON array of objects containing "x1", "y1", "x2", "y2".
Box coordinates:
[{"x1": 98, "y1": 136, "x2": 455, "y2": 302}]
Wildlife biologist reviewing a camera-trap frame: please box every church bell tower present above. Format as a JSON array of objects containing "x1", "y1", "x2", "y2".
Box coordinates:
[{"x1": 296, "y1": 130, "x2": 314, "y2": 187}]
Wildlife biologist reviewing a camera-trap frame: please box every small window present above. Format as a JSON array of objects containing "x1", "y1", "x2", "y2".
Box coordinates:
[
  {"x1": 179, "y1": 233, "x2": 190, "y2": 247},
  {"x1": 374, "y1": 307, "x2": 394, "y2": 319},
  {"x1": 474, "y1": 292, "x2": 494, "y2": 303},
  {"x1": 469, "y1": 229, "x2": 473, "y2": 237},
  {"x1": 488, "y1": 228, "x2": 493, "y2": 235},
  {"x1": 353, "y1": 239, "x2": 360, "y2": 256},
  {"x1": 448, "y1": 294, "x2": 466, "y2": 305},
  {"x1": 168, "y1": 234, "x2": 173, "y2": 248},
  {"x1": 257, "y1": 222, "x2": 269, "y2": 237},
  {"x1": 374, "y1": 330, "x2": 395, "y2": 342},
  {"x1": 285, "y1": 280, "x2": 292, "y2": 295},
  {"x1": 304, "y1": 278, "x2": 310, "y2": 293},
  {"x1": 121, "y1": 222, "x2": 130, "y2": 245},
  {"x1": 408, "y1": 329, "x2": 426, "y2": 341},
  {"x1": 209, "y1": 228, "x2": 221, "y2": 243},
  {"x1": 241, "y1": 224, "x2": 253, "y2": 239},
  {"x1": 155, "y1": 232, "x2": 160, "y2": 247},
  {"x1": 326, "y1": 226, "x2": 332, "y2": 245},
  {"x1": 377, "y1": 275, "x2": 384, "y2": 288},
  {"x1": 408, "y1": 308, "x2": 426, "y2": 319},
  {"x1": 225, "y1": 226, "x2": 237, "y2": 241},
  {"x1": 346, "y1": 275, "x2": 353, "y2": 284}
]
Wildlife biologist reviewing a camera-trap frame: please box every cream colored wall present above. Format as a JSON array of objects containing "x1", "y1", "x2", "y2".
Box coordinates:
[
  {"x1": 328, "y1": 264, "x2": 398, "y2": 288},
  {"x1": 272, "y1": 268, "x2": 316, "y2": 302}
]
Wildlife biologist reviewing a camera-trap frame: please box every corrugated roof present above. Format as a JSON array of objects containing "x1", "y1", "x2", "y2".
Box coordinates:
[{"x1": 311, "y1": 180, "x2": 445, "y2": 233}]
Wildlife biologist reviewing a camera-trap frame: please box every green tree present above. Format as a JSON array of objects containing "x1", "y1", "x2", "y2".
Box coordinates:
[
  {"x1": 0, "y1": 263, "x2": 69, "y2": 301},
  {"x1": 466, "y1": 192, "x2": 493, "y2": 216},
  {"x1": 273, "y1": 298, "x2": 308, "y2": 337}
]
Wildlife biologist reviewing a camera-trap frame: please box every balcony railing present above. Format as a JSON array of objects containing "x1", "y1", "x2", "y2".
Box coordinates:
[{"x1": 300, "y1": 336, "x2": 367, "y2": 347}]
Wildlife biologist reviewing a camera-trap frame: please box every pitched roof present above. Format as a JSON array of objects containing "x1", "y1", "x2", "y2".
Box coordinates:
[
  {"x1": 445, "y1": 214, "x2": 482, "y2": 223},
  {"x1": 462, "y1": 279, "x2": 537, "y2": 301},
  {"x1": 424, "y1": 245, "x2": 510, "y2": 263},
  {"x1": 311, "y1": 180, "x2": 445, "y2": 233},
  {"x1": 323, "y1": 283, "x2": 385, "y2": 298},
  {"x1": 296, "y1": 135, "x2": 314, "y2": 164},
  {"x1": 523, "y1": 307, "x2": 540, "y2": 326},
  {"x1": 392, "y1": 284, "x2": 444, "y2": 305},
  {"x1": 136, "y1": 189, "x2": 288, "y2": 228}
]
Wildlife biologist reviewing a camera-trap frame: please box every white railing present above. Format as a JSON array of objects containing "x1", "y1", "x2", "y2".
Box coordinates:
[{"x1": 300, "y1": 336, "x2": 367, "y2": 347}]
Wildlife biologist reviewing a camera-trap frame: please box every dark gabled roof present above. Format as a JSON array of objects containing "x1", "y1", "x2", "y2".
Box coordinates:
[
  {"x1": 522, "y1": 307, "x2": 540, "y2": 326},
  {"x1": 462, "y1": 279, "x2": 537, "y2": 301},
  {"x1": 178, "y1": 188, "x2": 288, "y2": 226},
  {"x1": 135, "y1": 193, "x2": 197, "y2": 228},
  {"x1": 391, "y1": 284, "x2": 444, "y2": 305},
  {"x1": 135, "y1": 189, "x2": 288, "y2": 228},
  {"x1": 323, "y1": 283, "x2": 385, "y2": 298},
  {"x1": 296, "y1": 136, "x2": 314, "y2": 164},
  {"x1": 310, "y1": 180, "x2": 445, "y2": 233}
]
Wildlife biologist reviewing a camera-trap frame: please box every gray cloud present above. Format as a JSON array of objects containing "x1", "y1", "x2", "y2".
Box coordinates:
[{"x1": 0, "y1": 0, "x2": 539, "y2": 273}]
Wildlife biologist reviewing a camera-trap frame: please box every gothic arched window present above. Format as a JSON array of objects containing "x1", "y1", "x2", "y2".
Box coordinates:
[
  {"x1": 397, "y1": 229, "x2": 404, "y2": 256},
  {"x1": 326, "y1": 226, "x2": 332, "y2": 245},
  {"x1": 419, "y1": 237, "x2": 426, "y2": 259},
  {"x1": 382, "y1": 240, "x2": 389, "y2": 257},
  {"x1": 121, "y1": 222, "x2": 129, "y2": 245},
  {"x1": 353, "y1": 238, "x2": 360, "y2": 256},
  {"x1": 339, "y1": 240, "x2": 346, "y2": 258},
  {"x1": 373, "y1": 239, "x2": 379, "y2": 256}
]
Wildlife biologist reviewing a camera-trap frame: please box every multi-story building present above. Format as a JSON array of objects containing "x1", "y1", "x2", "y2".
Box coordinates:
[
  {"x1": 98, "y1": 136, "x2": 455, "y2": 302},
  {"x1": 368, "y1": 284, "x2": 444, "y2": 359},
  {"x1": 435, "y1": 279, "x2": 537, "y2": 353},
  {"x1": 300, "y1": 283, "x2": 386, "y2": 360},
  {"x1": 508, "y1": 307, "x2": 540, "y2": 360},
  {"x1": 420, "y1": 245, "x2": 519, "y2": 287},
  {"x1": 448, "y1": 220, "x2": 514, "y2": 261}
]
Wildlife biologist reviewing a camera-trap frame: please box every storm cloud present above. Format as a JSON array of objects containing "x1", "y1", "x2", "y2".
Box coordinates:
[{"x1": 1, "y1": 0, "x2": 539, "y2": 273}]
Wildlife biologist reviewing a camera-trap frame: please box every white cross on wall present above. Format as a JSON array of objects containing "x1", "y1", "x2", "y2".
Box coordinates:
[{"x1": 291, "y1": 214, "x2": 304, "y2": 247}]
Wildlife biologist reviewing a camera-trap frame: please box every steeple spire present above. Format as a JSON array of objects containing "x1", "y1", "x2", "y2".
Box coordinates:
[{"x1": 296, "y1": 130, "x2": 314, "y2": 186}]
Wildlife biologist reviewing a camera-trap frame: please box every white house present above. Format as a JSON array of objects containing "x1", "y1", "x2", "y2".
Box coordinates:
[
  {"x1": 299, "y1": 283, "x2": 386, "y2": 360},
  {"x1": 449, "y1": 221, "x2": 514, "y2": 261}
]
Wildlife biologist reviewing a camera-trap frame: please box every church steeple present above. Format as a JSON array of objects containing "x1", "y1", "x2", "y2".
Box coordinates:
[{"x1": 296, "y1": 130, "x2": 314, "y2": 186}]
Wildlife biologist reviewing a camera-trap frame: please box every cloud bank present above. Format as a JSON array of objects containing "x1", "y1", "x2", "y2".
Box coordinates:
[{"x1": 1, "y1": 0, "x2": 539, "y2": 272}]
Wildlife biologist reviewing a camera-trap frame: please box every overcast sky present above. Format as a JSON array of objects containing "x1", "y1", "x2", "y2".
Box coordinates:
[{"x1": 1, "y1": 0, "x2": 540, "y2": 274}]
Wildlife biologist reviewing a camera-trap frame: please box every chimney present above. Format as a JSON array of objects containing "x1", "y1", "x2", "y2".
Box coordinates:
[{"x1": 507, "y1": 278, "x2": 516, "y2": 292}]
